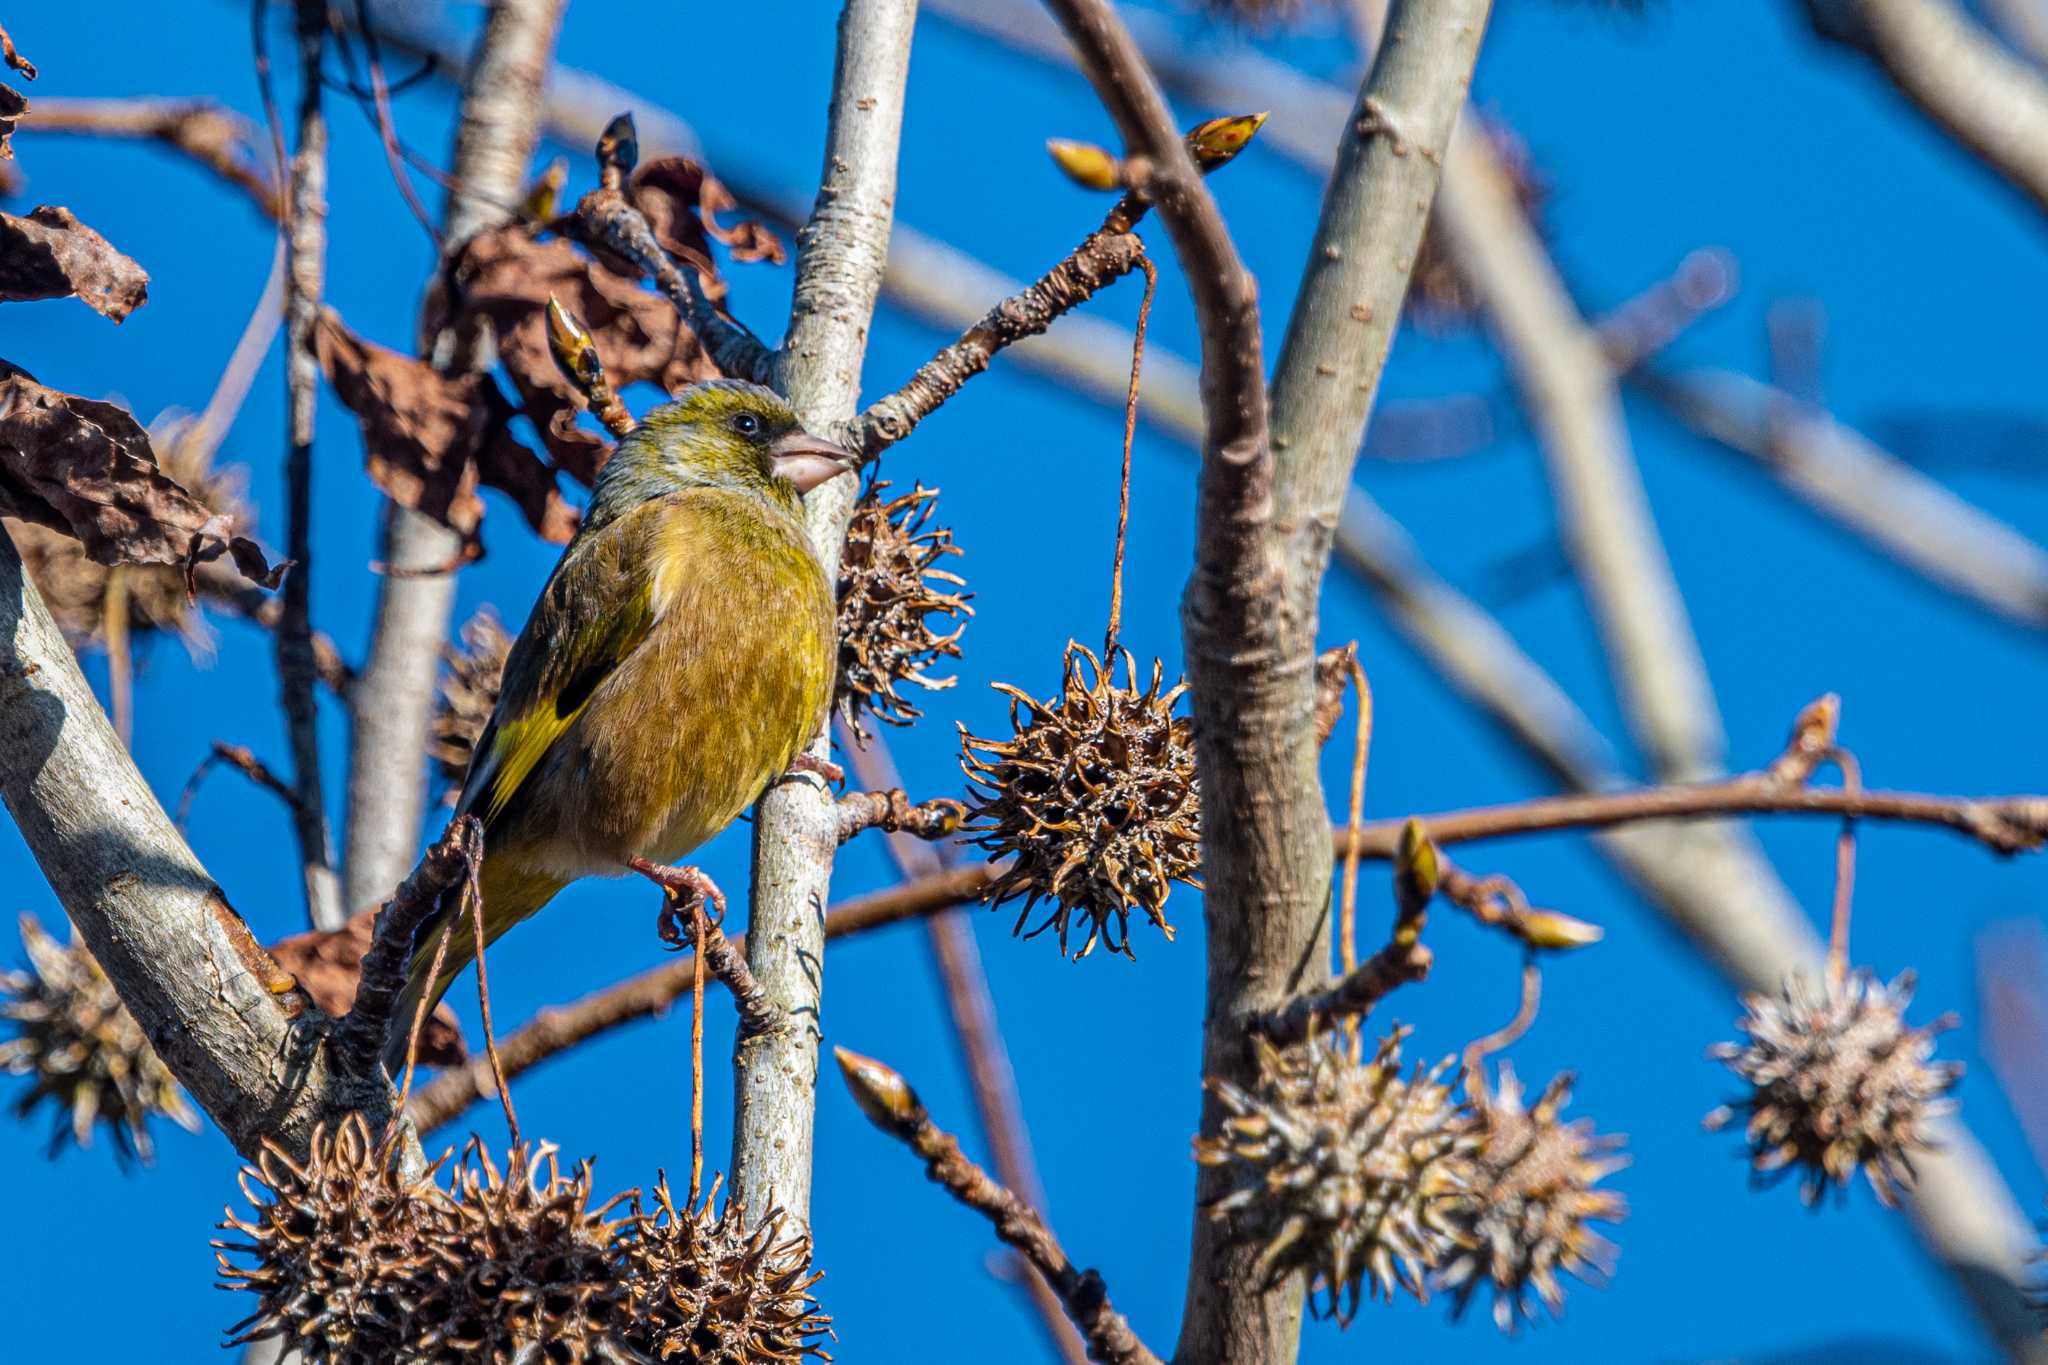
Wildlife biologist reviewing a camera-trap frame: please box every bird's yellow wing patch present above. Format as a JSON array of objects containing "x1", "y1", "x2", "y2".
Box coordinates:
[{"x1": 456, "y1": 519, "x2": 661, "y2": 831}]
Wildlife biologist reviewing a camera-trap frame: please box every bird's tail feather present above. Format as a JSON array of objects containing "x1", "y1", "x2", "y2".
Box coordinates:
[{"x1": 379, "y1": 857, "x2": 566, "y2": 1075}]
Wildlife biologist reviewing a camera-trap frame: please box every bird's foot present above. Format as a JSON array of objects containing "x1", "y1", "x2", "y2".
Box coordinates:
[
  {"x1": 628, "y1": 857, "x2": 728, "y2": 949},
  {"x1": 786, "y1": 751, "x2": 845, "y2": 786}
]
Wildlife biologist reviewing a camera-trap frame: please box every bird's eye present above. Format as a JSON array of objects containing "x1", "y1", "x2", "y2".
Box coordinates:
[{"x1": 731, "y1": 411, "x2": 763, "y2": 438}]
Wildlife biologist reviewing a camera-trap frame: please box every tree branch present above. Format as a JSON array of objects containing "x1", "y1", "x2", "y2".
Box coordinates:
[
  {"x1": 1804, "y1": 0, "x2": 2048, "y2": 218},
  {"x1": 0, "y1": 531, "x2": 396, "y2": 1159},
  {"x1": 833, "y1": 787, "x2": 967, "y2": 844},
  {"x1": 342, "y1": 0, "x2": 566, "y2": 918},
  {"x1": 839, "y1": 722, "x2": 1087, "y2": 1365},
  {"x1": 405, "y1": 863, "x2": 963, "y2": 1134},
  {"x1": 730, "y1": 0, "x2": 917, "y2": 1235},
  {"x1": 836, "y1": 1048, "x2": 1164, "y2": 1365},
  {"x1": 1635, "y1": 366, "x2": 2048, "y2": 632},
  {"x1": 278, "y1": 0, "x2": 344, "y2": 931},
  {"x1": 1016, "y1": 4, "x2": 1492, "y2": 1362},
  {"x1": 17, "y1": 96, "x2": 279, "y2": 218}
]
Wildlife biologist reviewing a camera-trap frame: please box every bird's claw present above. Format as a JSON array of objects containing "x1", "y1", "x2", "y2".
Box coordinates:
[
  {"x1": 628, "y1": 857, "x2": 728, "y2": 949},
  {"x1": 786, "y1": 751, "x2": 845, "y2": 786}
]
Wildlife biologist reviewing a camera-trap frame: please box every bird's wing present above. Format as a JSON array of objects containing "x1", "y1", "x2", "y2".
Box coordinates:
[{"x1": 456, "y1": 511, "x2": 660, "y2": 831}]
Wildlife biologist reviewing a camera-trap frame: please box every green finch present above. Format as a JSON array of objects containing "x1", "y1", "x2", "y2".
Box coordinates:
[{"x1": 383, "y1": 379, "x2": 851, "y2": 1072}]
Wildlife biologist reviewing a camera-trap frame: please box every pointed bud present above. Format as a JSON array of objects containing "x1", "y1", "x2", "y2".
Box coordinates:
[
  {"x1": 545, "y1": 295, "x2": 600, "y2": 387},
  {"x1": 1394, "y1": 818, "x2": 1438, "y2": 944},
  {"x1": 1515, "y1": 909, "x2": 1605, "y2": 952},
  {"x1": 597, "y1": 112, "x2": 639, "y2": 188},
  {"x1": 1186, "y1": 112, "x2": 1269, "y2": 171},
  {"x1": 834, "y1": 1045, "x2": 927, "y2": 1138},
  {"x1": 1047, "y1": 138, "x2": 1124, "y2": 191},
  {"x1": 520, "y1": 158, "x2": 568, "y2": 223}
]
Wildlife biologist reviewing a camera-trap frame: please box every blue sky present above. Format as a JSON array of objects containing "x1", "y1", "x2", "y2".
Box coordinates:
[{"x1": 3, "y1": 2, "x2": 2046, "y2": 1361}]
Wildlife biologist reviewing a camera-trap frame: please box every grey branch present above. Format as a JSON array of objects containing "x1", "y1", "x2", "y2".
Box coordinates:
[
  {"x1": 343, "y1": 0, "x2": 566, "y2": 919},
  {"x1": 836, "y1": 1048, "x2": 1163, "y2": 1365},
  {"x1": 1636, "y1": 366, "x2": 2048, "y2": 631},
  {"x1": 1433, "y1": 117, "x2": 1724, "y2": 780},
  {"x1": 278, "y1": 1, "x2": 344, "y2": 931},
  {"x1": 1804, "y1": 0, "x2": 2048, "y2": 218},
  {"x1": 732, "y1": 0, "x2": 918, "y2": 1236},
  {"x1": 0, "y1": 532, "x2": 397, "y2": 1159}
]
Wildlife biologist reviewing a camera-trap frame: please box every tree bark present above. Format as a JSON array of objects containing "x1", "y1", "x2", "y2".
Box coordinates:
[
  {"x1": 730, "y1": 0, "x2": 918, "y2": 1230},
  {"x1": 0, "y1": 533, "x2": 393, "y2": 1159},
  {"x1": 342, "y1": 0, "x2": 567, "y2": 917}
]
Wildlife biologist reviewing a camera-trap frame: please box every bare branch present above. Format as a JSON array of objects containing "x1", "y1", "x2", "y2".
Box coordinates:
[
  {"x1": 19, "y1": 96, "x2": 279, "y2": 217},
  {"x1": 331, "y1": 817, "x2": 479, "y2": 1076},
  {"x1": 278, "y1": 0, "x2": 344, "y2": 931},
  {"x1": 343, "y1": 0, "x2": 566, "y2": 918},
  {"x1": 732, "y1": 0, "x2": 917, "y2": 1235},
  {"x1": 1636, "y1": 366, "x2": 2048, "y2": 632},
  {"x1": 406, "y1": 864, "x2": 965, "y2": 1135},
  {"x1": 1804, "y1": 0, "x2": 2048, "y2": 218},
  {"x1": 1256, "y1": 941, "x2": 1432, "y2": 1045},
  {"x1": 0, "y1": 531, "x2": 395, "y2": 1159},
  {"x1": 833, "y1": 787, "x2": 967, "y2": 844},
  {"x1": 835, "y1": 1048, "x2": 1164, "y2": 1365},
  {"x1": 839, "y1": 722, "x2": 1087, "y2": 1365}
]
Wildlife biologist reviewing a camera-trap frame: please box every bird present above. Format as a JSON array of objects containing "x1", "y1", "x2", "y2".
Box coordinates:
[{"x1": 382, "y1": 379, "x2": 851, "y2": 1073}]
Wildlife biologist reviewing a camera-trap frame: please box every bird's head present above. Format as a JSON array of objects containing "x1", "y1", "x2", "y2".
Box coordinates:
[{"x1": 587, "y1": 380, "x2": 854, "y2": 526}]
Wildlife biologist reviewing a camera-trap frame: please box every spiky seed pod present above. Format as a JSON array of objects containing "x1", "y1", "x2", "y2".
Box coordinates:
[
  {"x1": 5, "y1": 418, "x2": 250, "y2": 652},
  {"x1": 959, "y1": 641, "x2": 1201, "y2": 960},
  {"x1": 1706, "y1": 968, "x2": 1963, "y2": 1207},
  {"x1": 1407, "y1": 118, "x2": 1547, "y2": 330},
  {"x1": 1441, "y1": 1064, "x2": 1628, "y2": 1332},
  {"x1": 430, "y1": 608, "x2": 512, "y2": 802},
  {"x1": 1193, "y1": 1028, "x2": 1481, "y2": 1323},
  {"x1": 835, "y1": 481, "x2": 971, "y2": 739},
  {"x1": 429, "y1": 1138, "x2": 634, "y2": 1362},
  {"x1": 215, "y1": 1114, "x2": 458, "y2": 1363},
  {"x1": 615, "y1": 1173, "x2": 832, "y2": 1362},
  {"x1": 1, "y1": 912, "x2": 198, "y2": 1163}
]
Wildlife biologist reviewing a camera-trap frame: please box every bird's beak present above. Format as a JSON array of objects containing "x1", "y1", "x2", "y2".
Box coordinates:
[{"x1": 769, "y1": 430, "x2": 856, "y2": 494}]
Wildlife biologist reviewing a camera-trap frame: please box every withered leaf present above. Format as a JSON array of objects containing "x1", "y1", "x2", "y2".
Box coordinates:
[
  {"x1": 433, "y1": 226, "x2": 721, "y2": 484},
  {"x1": 0, "y1": 205, "x2": 149, "y2": 320},
  {"x1": 0, "y1": 81, "x2": 23, "y2": 160},
  {"x1": 314, "y1": 310, "x2": 576, "y2": 546},
  {"x1": 632, "y1": 156, "x2": 786, "y2": 291},
  {"x1": 0, "y1": 362, "x2": 285, "y2": 587},
  {"x1": 269, "y1": 909, "x2": 467, "y2": 1068}
]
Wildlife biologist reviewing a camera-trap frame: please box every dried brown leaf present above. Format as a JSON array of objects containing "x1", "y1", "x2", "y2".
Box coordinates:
[
  {"x1": 631, "y1": 156, "x2": 785, "y2": 280},
  {"x1": 0, "y1": 364, "x2": 283, "y2": 586},
  {"x1": 0, "y1": 205, "x2": 147, "y2": 320},
  {"x1": 268, "y1": 909, "x2": 467, "y2": 1068},
  {"x1": 430, "y1": 227, "x2": 719, "y2": 485},
  {"x1": 314, "y1": 311, "x2": 575, "y2": 546},
  {"x1": 0, "y1": 82, "x2": 24, "y2": 160}
]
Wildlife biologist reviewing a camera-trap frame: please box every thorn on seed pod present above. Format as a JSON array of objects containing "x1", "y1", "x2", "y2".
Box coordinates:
[
  {"x1": 834, "y1": 1045, "x2": 927, "y2": 1138},
  {"x1": 1186, "y1": 111, "x2": 1270, "y2": 171},
  {"x1": 1047, "y1": 138, "x2": 1124, "y2": 191}
]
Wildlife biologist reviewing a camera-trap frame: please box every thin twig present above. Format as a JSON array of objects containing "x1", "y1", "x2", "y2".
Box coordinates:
[
  {"x1": 833, "y1": 788, "x2": 968, "y2": 845},
  {"x1": 839, "y1": 720, "x2": 1088, "y2": 1365},
  {"x1": 277, "y1": 0, "x2": 344, "y2": 931},
  {"x1": 1826, "y1": 748, "x2": 1864, "y2": 986},
  {"x1": 405, "y1": 866, "x2": 958, "y2": 1134},
  {"x1": 18, "y1": 96, "x2": 279, "y2": 218},
  {"x1": 689, "y1": 906, "x2": 707, "y2": 1206},
  {"x1": 462, "y1": 849, "x2": 519, "y2": 1143},
  {"x1": 1463, "y1": 959, "x2": 1542, "y2": 1081},
  {"x1": 175, "y1": 741, "x2": 303, "y2": 831},
  {"x1": 834, "y1": 1048, "x2": 1164, "y2": 1365},
  {"x1": 351, "y1": 0, "x2": 438, "y2": 241},
  {"x1": 1336, "y1": 653, "x2": 1372, "y2": 976},
  {"x1": 332, "y1": 817, "x2": 480, "y2": 1078},
  {"x1": 566, "y1": 176, "x2": 775, "y2": 385},
  {"x1": 1103, "y1": 253, "x2": 1153, "y2": 659},
  {"x1": 850, "y1": 227, "x2": 1147, "y2": 458},
  {"x1": 1256, "y1": 940, "x2": 1432, "y2": 1045}
]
